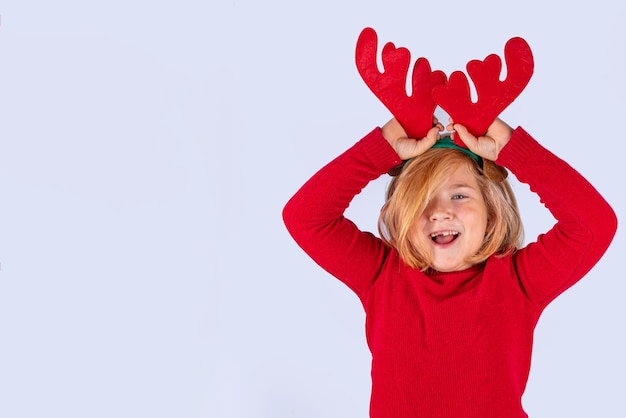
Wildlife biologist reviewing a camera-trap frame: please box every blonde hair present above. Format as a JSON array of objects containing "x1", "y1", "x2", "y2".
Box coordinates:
[{"x1": 378, "y1": 148, "x2": 524, "y2": 270}]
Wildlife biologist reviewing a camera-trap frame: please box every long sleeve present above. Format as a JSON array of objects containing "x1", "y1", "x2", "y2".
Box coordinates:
[
  {"x1": 282, "y1": 128, "x2": 402, "y2": 299},
  {"x1": 283, "y1": 126, "x2": 618, "y2": 417},
  {"x1": 497, "y1": 127, "x2": 618, "y2": 309}
]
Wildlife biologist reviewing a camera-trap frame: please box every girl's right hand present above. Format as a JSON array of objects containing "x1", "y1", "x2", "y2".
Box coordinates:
[{"x1": 381, "y1": 117, "x2": 443, "y2": 160}]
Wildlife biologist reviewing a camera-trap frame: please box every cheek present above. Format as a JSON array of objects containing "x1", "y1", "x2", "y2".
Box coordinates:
[
  {"x1": 409, "y1": 218, "x2": 431, "y2": 248},
  {"x1": 412, "y1": 215, "x2": 429, "y2": 238},
  {"x1": 408, "y1": 223, "x2": 424, "y2": 245},
  {"x1": 482, "y1": 211, "x2": 489, "y2": 231},
  {"x1": 466, "y1": 207, "x2": 489, "y2": 241}
]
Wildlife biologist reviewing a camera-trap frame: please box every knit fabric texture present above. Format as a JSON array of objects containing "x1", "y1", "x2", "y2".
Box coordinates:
[{"x1": 282, "y1": 127, "x2": 617, "y2": 418}]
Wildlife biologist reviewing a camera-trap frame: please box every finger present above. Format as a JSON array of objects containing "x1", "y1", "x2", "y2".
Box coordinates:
[
  {"x1": 422, "y1": 126, "x2": 440, "y2": 146},
  {"x1": 446, "y1": 117, "x2": 455, "y2": 132},
  {"x1": 453, "y1": 124, "x2": 477, "y2": 148},
  {"x1": 407, "y1": 128, "x2": 437, "y2": 156}
]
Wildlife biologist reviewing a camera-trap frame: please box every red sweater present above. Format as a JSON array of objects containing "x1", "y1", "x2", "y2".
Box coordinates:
[{"x1": 282, "y1": 127, "x2": 617, "y2": 417}]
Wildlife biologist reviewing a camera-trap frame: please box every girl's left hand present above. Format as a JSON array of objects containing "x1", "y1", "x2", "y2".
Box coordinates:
[{"x1": 447, "y1": 118, "x2": 513, "y2": 161}]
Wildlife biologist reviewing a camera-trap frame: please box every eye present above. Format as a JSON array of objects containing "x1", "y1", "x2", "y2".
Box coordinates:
[{"x1": 452, "y1": 194, "x2": 467, "y2": 200}]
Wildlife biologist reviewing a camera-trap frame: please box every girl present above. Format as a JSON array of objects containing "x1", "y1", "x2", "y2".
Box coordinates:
[{"x1": 282, "y1": 116, "x2": 617, "y2": 417}]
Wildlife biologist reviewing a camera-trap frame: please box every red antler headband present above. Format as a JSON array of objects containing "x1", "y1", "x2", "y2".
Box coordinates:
[{"x1": 355, "y1": 27, "x2": 534, "y2": 147}]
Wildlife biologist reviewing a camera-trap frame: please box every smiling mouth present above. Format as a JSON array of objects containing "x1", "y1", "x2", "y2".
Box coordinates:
[{"x1": 430, "y1": 231, "x2": 460, "y2": 245}]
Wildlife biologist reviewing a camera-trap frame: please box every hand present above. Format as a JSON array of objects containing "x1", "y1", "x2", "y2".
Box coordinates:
[
  {"x1": 447, "y1": 118, "x2": 513, "y2": 161},
  {"x1": 382, "y1": 117, "x2": 444, "y2": 160}
]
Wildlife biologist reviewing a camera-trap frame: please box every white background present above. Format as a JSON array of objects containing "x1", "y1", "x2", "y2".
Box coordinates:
[{"x1": 0, "y1": 1, "x2": 623, "y2": 417}]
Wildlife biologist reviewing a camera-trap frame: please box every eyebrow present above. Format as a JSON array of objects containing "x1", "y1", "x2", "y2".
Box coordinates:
[{"x1": 449, "y1": 183, "x2": 476, "y2": 189}]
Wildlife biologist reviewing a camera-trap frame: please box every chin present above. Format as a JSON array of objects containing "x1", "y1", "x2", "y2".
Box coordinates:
[{"x1": 431, "y1": 260, "x2": 470, "y2": 272}]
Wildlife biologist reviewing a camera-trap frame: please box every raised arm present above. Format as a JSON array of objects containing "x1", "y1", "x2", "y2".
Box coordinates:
[
  {"x1": 283, "y1": 119, "x2": 443, "y2": 297},
  {"x1": 282, "y1": 128, "x2": 401, "y2": 298},
  {"x1": 496, "y1": 127, "x2": 617, "y2": 309}
]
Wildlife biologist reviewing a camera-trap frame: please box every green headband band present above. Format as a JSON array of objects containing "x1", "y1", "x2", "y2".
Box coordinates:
[
  {"x1": 431, "y1": 136, "x2": 483, "y2": 167},
  {"x1": 388, "y1": 135, "x2": 484, "y2": 176}
]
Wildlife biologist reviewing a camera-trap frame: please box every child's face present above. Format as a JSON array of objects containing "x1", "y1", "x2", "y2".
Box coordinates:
[{"x1": 412, "y1": 164, "x2": 488, "y2": 272}]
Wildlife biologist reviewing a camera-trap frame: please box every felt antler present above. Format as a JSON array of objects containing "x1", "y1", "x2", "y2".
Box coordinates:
[
  {"x1": 432, "y1": 37, "x2": 534, "y2": 139},
  {"x1": 355, "y1": 27, "x2": 447, "y2": 139}
]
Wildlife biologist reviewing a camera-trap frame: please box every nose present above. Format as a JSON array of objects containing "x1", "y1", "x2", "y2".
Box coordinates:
[{"x1": 427, "y1": 197, "x2": 452, "y2": 221}]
